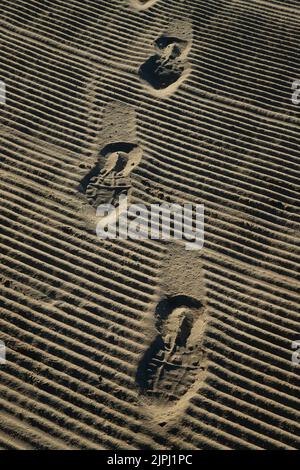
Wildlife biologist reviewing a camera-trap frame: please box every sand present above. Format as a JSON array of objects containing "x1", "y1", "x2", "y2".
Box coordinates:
[{"x1": 0, "y1": 0, "x2": 299, "y2": 450}]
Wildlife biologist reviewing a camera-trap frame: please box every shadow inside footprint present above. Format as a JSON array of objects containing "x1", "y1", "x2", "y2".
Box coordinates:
[
  {"x1": 139, "y1": 36, "x2": 189, "y2": 93},
  {"x1": 79, "y1": 142, "x2": 141, "y2": 208},
  {"x1": 136, "y1": 295, "x2": 206, "y2": 404}
]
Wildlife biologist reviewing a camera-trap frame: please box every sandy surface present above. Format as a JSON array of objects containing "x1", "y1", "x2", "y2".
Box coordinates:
[{"x1": 0, "y1": 0, "x2": 299, "y2": 450}]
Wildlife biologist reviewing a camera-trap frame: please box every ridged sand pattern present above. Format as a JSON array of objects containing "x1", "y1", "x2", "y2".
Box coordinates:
[{"x1": 0, "y1": 0, "x2": 299, "y2": 450}]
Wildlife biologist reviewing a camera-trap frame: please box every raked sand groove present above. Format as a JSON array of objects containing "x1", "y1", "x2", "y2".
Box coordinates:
[{"x1": 0, "y1": 0, "x2": 299, "y2": 450}]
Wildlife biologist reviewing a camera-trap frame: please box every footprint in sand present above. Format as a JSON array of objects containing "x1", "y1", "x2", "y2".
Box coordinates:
[
  {"x1": 80, "y1": 143, "x2": 142, "y2": 208},
  {"x1": 137, "y1": 295, "x2": 207, "y2": 404},
  {"x1": 136, "y1": 246, "x2": 208, "y2": 407},
  {"x1": 79, "y1": 103, "x2": 142, "y2": 209},
  {"x1": 139, "y1": 21, "x2": 192, "y2": 97}
]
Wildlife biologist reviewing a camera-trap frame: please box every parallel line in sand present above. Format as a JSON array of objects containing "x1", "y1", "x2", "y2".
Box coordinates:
[
  {"x1": 186, "y1": 404, "x2": 294, "y2": 450},
  {"x1": 0, "y1": 300, "x2": 143, "y2": 363},
  {"x1": 0, "y1": 186, "x2": 163, "y2": 266},
  {"x1": 207, "y1": 294, "x2": 299, "y2": 338},
  {"x1": 134, "y1": 180, "x2": 300, "y2": 252},
  {"x1": 0, "y1": 131, "x2": 87, "y2": 167},
  {"x1": 0, "y1": 261, "x2": 150, "y2": 333},
  {"x1": 0, "y1": 411, "x2": 70, "y2": 450},
  {"x1": 198, "y1": 379, "x2": 299, "y2": 442},
  {"x1": 2, "y1": 164, "x2": 299, "y2": 269},
  {"x1": 200, "y1": 379, "x2": 300, "y2": 435},
  {"x1": 0, "y1": 217, "x2": 156, "y2": 296},
  {"x1": 202, "y1": 253, "x2": 299, "y2": 305},
  {"x1": 206, "y1": 337, "x2": 300, "y2": 395},
  {"x1": 138, "y1": 97, "x2": 300, "y2": 167},
  {"x1": 2, "y1": 15, "x2": 300, "y2": 124},
  {"x1": 0, "y1": 169, "x2": 297, "y2": 256},
  {"x1": 0, "y1": 212, "x2": 158, "y2": 287},
  {"x1": 210, "y1": 309, "x2": 297, "y2": 351},
  {"x1": 0, "y1": 175, "x2": 170, "y2": 256},
  {"x1": 2, "y1": 184, "x2": 300, "y2": 304},
  {"x1": 0, "y1": 326, "x2": 141, "y2": 410},
  {"x1": 0, "y1": 373, "x2": 155, "y2": 449},
  {"x1": 134, "y1": 172, "x2": 300, "y2": 251},
  {"x1": 0, "y1": 394, "x2": 106, "y2": 450},
  {"x1": 139, "y1": 158, "x2": 300, "y2": 222},
  {"x1": 199, "y1": 384, "x2": 298, "y2": 435},
  {"x1": 0, "y1": 202, "x2": 159, "y2": 279},
  {"x1": 0, "y1": 346, "x2": 175, "y2": 448},
  {"x1": 136, "y1": 128, "x2": 300, "y2": 188},
  {"x1": 205, "y1": 268, "x2": 300, "y2": 313},
  {"x1": 137, "y1": 112, "x2": 300, "y2": 171},
  {"x1": 1, "y1": 286, "x2": 145, "y2": 350},
  {"x1": 207, "y1": 326, "x2": 300, "y2": 381},
  {"x1": 0, "y1": 317, "x2": 137, "y2": 389},
  {"x1": 0, "y1": 239, "x2": 153, "y2": 308},
  {"x1": 0, "y1": 435, "x2": 31, "y2": 451},
  {"x1": 3, "y1": 138, "x2": 296, "y2": 239},
  {"x1": 180, "y1": 414, "x2": 261, "y2": 450}
]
